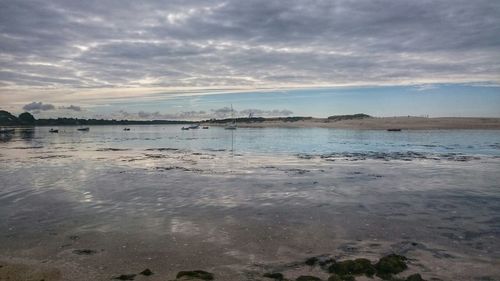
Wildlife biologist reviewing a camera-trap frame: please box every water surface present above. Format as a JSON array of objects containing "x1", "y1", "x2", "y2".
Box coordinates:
[{"x1": 0, "y1": 126, "x2": 499, "y2": 280}]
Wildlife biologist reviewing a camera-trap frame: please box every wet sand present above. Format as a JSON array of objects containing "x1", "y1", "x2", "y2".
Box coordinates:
[{"x1": 208, "y1": 117, "x2": 500, "y2": 130}]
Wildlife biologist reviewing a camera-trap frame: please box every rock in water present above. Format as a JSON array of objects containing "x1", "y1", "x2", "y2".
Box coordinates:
[
  {"x1": 328, "y1": 258, "x2": 375, "y2": 277},
  {"x1": 263, "y1": 272, "x2": 284, "y2": 280},
  {"x1": 375, "y1": 254, "x2": 407, "y2": 274},
  {"x1": 296, "y1": 276, "x2": 322, "y2": 281},
  {"x1": 406, "y1": 273, "x2": 426, "y2": 281},
  {"x1": 113, "y1": 274, "x2": 136, "y2": 280},
  {"x1": 140, "y1": 268, "x2": 153, "y2": 276},
  {"x1": 176, "y1": 270, "x2": 214, "y2": 280}
]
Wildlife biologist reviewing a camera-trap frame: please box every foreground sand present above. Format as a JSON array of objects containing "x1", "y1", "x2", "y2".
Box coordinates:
[{"x1": 208, "y1": 117, "x2": 500, "y2": 130}]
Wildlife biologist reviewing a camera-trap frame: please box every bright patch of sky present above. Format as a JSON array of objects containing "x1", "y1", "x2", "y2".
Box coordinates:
[{"x1": 82, "y1": 84, "x2": 500, "y2": 119}]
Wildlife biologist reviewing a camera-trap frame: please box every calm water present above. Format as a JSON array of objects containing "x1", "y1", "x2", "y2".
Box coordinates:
[
  {"x1": 1, "y1": 125, "x2": 500, "y2": 156},
  {"x1": 0, "y1": 126, "x2": 499, "y2": 280}
]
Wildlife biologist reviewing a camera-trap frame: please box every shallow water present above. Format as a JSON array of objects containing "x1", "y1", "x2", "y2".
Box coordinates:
[
  {"x1": 1, "y1": 125, "x2": 500, "y2": 156},
  {"x1": 0, "y1": 126, "x2": 499, "y2": 280}
]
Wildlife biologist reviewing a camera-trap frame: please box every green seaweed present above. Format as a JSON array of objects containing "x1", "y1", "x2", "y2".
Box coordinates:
[
  {"x1": 328, "y1": 258, "x2": 375, "y2": 277},
  {"x1": 375, "y1": 254, "x2": 407, "y2": 279}
]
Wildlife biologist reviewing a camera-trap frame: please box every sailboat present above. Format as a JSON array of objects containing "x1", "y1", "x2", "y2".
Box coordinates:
[{"x1": 224, "y1": 104, "x2": 237, "y2": 130}]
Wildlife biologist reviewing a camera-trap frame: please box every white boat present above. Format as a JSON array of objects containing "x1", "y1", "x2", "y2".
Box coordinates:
[
  {"x1": 224, "y1": 104, "x2": 237, "y2": 130},
  {"x1": 188, "y1": 124, "x2": 200, "y2": 129},
  {"x1": 225, "y1": 123, "x2": 237, "y2": 130}
]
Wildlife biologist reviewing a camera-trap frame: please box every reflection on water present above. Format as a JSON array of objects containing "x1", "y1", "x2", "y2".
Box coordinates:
[
  {"x1": 0, "y1": 126, "x2": 500, "y2": 280},
  {"x1": 0, "y1": 125, "x2": 499, "y2": 156},
  {"x1": 19, "y1": 128, "x2": 35, "y2": 141}
]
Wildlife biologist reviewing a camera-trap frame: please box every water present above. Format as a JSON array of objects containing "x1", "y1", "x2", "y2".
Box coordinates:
[
  {"x1": 0, "y1": 126, "x2": 499, "y2": 280},
  {"x1": 1, "y1": 125, "x2": 499, "y2": 156}
]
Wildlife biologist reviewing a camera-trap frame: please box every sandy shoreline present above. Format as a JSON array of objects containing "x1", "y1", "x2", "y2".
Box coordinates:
[{"x1": 207, "y1": 117, "x2": 500, "y2": 130}]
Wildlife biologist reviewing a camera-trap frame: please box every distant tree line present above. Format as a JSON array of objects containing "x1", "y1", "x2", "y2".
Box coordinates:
[
  {"x1": 1, "y1": 109, "x2": 370, "y2": 126},
  {"x1": 327, "y1": 113, "x2": 371, "y2": 121},
  {"x1": 205, "y1": 116, "x2": 313, "y2": 123},
  {"x1": 35, "y1": 118, "x2": 194, "y2": 126},
  {"x1": 0, "y1": 110, "x2": 37, "y2": 126},
  {"x1": 0, "y1": 110, "x2": 195, "y2": 126}
]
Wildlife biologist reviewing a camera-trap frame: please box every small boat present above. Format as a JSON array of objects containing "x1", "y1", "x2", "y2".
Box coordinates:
[
  {"x1": 49, "y1": 129, "x2": 59, "y2": 133},
  {"x1": 77, "y1": 127, "x2": 90, "y2": 131},
  {"x1": 202, "y1": 126, "x2": 209, "y2": 129},
  {"x1": 188, "y1": 124, "x2": 200, "y2": 129},
  {"x1": 123, "y1": 128, "x2": 131, "y2": 131},
  {"x1": 224, "y1": 124, "x2": 237, "y2": 130},
  {"x1": 387, "y1": 128, "x2": 402, "y2": 132},
  {"x1": 0, "y1": 128, "x2": 15, "y2": 134},
  {"x1": 224, "y1": 104, "x2": 237, "y2": 130},
  {"x1": 181, "y1": 127, "x2": 190, "y2": 130}
]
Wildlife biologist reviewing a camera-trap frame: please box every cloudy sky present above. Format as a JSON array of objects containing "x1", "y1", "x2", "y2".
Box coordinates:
[{"x1": 1, "y1": 0, "x2": 499, "y2": 119}]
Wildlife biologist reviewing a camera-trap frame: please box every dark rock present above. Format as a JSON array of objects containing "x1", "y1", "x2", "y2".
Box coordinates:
[
  {"x1": 176, "y1": 270, "x2": 214, "y2": 280},
  {"x1": 327, "y1": 274, "x2": 342, "y2": 281},
  {"x1": 318, "y1": 258, "x2": 335, "y2": 267},
  {"x1": 296, "y1": 276, "x2": 322, "y2": 281},
  {"x1": 263, "y1": 272, "x2": 284, "y2": 280},
  {"x1": 406, "y1": 274, "x2": 426, "y2": 281},
  {"x1": 376, "y1": 272, "x2": 394, "y2": 280},
  {"x1": 68, "y1": 235, "x2": 80, "y2": 241},
  {"x1": 328, "y1": 258, "x2": 375, "y2": 277},
  {"x1": 305, "y1": 257, "x2": 319, "y2": 266},
  {"x1": 375, "y1": 254, "x2": 407, "y2": 276},
  {"x1": 72, "y1": 249, "x2": 97, "y2": 255},
  {"x1": 140, "y1": 268, "x2": 153, "y2": 276},
  {"x1": 113, "y1": 274, "x2": 136, "y2": 280}
]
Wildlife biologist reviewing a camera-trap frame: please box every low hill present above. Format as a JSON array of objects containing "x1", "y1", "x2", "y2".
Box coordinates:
[{"x1": 0, "y1": 110, "x2": 20, "y2": 126}]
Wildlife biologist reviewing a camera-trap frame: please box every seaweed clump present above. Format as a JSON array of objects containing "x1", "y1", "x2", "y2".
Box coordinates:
[
  {"x1": 263, "y1": 272, "x2": 284, "y2": 280},
  {"x1": 296, "y1": 276, "x2": 322, "y2": 281},
  {"x1": 113, "y1": 274, "x2": 136, "y2": 280},
  {"x1": 405, "y1": 274, "x2": 426, "y2": 281},
  {"x1": 374, "y1": 254, "x2": 408, "y2": 280},
  {"x1": 328, "y1": 258, "x2": 375, "y2": 277},
  {"x1": 176, "y1": 270, "x2": 214, "y2": 280}
]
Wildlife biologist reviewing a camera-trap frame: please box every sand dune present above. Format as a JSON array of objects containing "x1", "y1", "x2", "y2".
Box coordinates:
[{"x1": 210, "y1": 117, "x2": 500, "y2": 130}]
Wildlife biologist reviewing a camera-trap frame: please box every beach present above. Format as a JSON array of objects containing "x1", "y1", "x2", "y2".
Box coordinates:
[
  {"x1": 208, "y1": 117, "x2": 500, "y2": 130},
  {"x1": 0, "y1": 126, "x2": 499, "y2": 281}
]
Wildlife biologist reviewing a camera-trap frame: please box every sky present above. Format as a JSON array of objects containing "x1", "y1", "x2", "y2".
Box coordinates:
[{"x1": 0, "y1": 0, "x2": 499, "y2": 119}]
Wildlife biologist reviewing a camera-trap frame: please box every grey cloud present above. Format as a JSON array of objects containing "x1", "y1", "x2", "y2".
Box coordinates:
[
  {"x1": 60, "y1": 105, "x2": 82, "y2": 111},
  {"x1": 0, "y1": 0, "x2": 499, "y2": 92},
  {"x1": 116, "y1": 110, "x2": 210, "y2": 120},
  {"x1": 113, "y1": 107, "x2": 292, "y2": 120},
  {"x1": 22, "y1": 102, "x2": 55, "y2": 111},
  {"x1": 211, "y1": 107, "x2": 293, "y2": 118}
]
